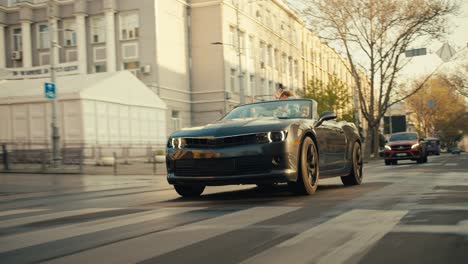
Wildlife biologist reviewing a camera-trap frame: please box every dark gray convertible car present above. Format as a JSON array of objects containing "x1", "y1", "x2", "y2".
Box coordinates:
[{"x1": 166, "y1": 99, "x2": 363, "y2": 197}]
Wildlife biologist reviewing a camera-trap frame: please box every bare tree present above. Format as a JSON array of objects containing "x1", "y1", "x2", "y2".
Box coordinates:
[{"x1": 302, "y1": 0, "x2": 459, "y2": 157}]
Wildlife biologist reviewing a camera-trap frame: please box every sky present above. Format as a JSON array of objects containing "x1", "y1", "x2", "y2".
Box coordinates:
[{"x1": 285, "y1": 0, "x2": 468, "y2": 78}]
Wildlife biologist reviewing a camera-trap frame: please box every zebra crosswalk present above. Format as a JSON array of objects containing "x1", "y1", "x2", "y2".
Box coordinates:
[{"x1": 0, "y1": 205, "x2": 411, "y2": 264}]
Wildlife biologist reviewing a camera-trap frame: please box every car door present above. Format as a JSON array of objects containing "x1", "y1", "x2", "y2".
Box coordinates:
[
  {"x1": 323, "y1": 121, "x2": 347, "y2": 171},
  {"x1": 314, "y1": 120, "x2": 334, "y2": 173}
]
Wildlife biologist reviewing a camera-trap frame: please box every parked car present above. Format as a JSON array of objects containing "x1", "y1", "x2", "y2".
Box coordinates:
[
  {"x1": 383, "y1": 132, "x2": 427, "y2": 165},
  {"x1": 166, "y1": 99, "x2": 363, "y2": 197},
  {"x1": 449, "y1": 147, "x2": 461, "y2": 154},
  {"x1": 424, "y1": 137, "x2": 440, "y2": 155}
]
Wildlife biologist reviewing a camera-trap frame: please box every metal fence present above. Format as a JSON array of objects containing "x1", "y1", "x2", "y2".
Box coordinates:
[{"x1": 0, "y1": 141, "x2": 167, "y2": 175}]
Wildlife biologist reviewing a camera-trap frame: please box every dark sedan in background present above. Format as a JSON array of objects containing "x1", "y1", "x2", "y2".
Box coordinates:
[{"x1": 166, "y1": 99, "x2": 363, "y2": 197}]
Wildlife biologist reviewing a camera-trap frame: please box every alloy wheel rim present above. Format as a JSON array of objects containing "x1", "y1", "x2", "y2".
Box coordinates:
[
  {"x1": 306, "y1": 143, "x2": 318, "y2": 186},
  {"x1": 355, "y1": 145, "x2": 363, "y2": 178}
]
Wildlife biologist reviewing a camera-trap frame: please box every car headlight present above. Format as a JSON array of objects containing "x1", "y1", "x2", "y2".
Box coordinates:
[
  {"x1": 257, "y1": 131, "x2": 287, "y2": 143},
  {"x1": 168, "y1": 138, "x2": 186, "y2": 149},
  {"x1": 384, "y1": 145, "x2": 391, "y2": 151},
  {"x1": 411, "y1": 143, "x2": 420, "y2": 149}
]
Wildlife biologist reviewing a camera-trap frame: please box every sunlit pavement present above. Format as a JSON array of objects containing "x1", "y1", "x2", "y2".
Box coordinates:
[{"x1": 0, "y1": 153, "x2": 467, "y2": 264}]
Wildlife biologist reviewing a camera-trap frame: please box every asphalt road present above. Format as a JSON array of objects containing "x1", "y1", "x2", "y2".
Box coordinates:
[{"x1": 0, "y1": 153, "x2": 467, "y2": 264}]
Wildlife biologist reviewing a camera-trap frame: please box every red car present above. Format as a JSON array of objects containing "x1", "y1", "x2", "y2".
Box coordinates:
[{"x1": 384, "y1": 132, "x2": 427, "y2": 165}]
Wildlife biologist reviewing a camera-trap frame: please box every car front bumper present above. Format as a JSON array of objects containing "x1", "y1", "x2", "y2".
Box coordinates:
[
  {"x1": 166, "y1": 141, "x2": 299, "y2": 186},
  {"x1": 384, "y1": 149, "x2": 422, "y2": 160}
]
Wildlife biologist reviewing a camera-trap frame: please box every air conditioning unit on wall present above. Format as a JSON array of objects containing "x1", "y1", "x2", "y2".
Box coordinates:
[{"x1": 11, "y1": 51, "x2": 22, "y2": 60}]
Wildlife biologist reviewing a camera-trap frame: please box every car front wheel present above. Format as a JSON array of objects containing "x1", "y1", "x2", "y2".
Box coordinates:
[
  {"x1": 289, "y1": 137, "x2": 319, "y2": 195},
  {"x1": 174, "y1": 184, "x2": 205, "y2": 197}
]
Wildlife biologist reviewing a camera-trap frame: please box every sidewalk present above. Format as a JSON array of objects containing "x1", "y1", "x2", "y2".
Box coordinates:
[{"x1": 0, "y1": 162, "x2": 167, "y2": 175}]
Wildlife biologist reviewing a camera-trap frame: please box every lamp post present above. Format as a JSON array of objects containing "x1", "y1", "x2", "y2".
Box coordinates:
[
  {"x1": 48, "y1": 0, "x2": 74, "y2": 166},
  {"x1": 48, "y1": 0, "x2": 60, "y2": 166},
  {"x1": 235, "y1": 0, "x2": 245, "y2": 105}
]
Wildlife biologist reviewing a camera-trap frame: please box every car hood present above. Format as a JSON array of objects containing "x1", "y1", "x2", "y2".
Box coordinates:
[
  {"x1": 170, "y1": 118, "x2": 300, "y2": 138},
  {"x1": 387, "y1": 140, "x2": 418, "y2": 146}
]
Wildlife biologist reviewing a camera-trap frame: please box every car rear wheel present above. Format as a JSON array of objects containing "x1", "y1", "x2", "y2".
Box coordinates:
[
  {"x1": 289, "y1": 137, "x2": 319, "y2": 195},
  {"x1": 384, "y1": 160, "x2": 391, "y2": 166},
  {"x1": 174, "y1": 184, "x2": 205, "y2": 197},
  {"x1": 341, "y1": 141, "x2": 363, "y2": 186},
  {"x1": 392, "y1": 160, "x2": 398, "y2": 165}
]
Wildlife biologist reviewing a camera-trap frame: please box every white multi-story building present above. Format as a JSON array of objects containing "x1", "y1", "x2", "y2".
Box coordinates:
[
  {"x1": 0, "y1": 0, "x2": 191, "y2": 137},
  {"x1": 0, "y1": 0, "x2": 362, "y2": 137}
]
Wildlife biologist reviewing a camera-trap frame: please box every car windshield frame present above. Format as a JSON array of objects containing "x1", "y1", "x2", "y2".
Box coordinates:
[
  {"x1": 389, "y1": 133, "x2": 418, "y2": 142},
  {"x1": 221, "y1": 99, "x2": 318, "y2": 120}
]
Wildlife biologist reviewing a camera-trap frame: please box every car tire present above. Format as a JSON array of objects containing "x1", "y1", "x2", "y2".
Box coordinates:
[
  {"x1": 174, "y1": 184, "x2": 205, "y2": 197},
  {"x1": 341, "y1": 141, "x2": 363, "y2": 186},
  {"x1": 385, "y1": 160, "x2": 391, "y2": 166},
  {"x1": 392, "y1": 160, "x2": 398, "y2": 165},
  {"x1": 290, "y1": 137, "x2": 319, "y2": 195}
]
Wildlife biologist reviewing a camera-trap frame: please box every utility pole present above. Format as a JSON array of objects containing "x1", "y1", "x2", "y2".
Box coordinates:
[
  {"x1": 48, "y1": 0, "x2": 60, "y2": 166},
  {"x1": 235, "y1": 0, "x2": 245, "y2": 105}
]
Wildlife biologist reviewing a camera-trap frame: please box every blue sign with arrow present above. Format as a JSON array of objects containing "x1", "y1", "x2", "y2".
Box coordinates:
[{"x1": 44, "y1": 82, "x2": 56, "y2": 99}]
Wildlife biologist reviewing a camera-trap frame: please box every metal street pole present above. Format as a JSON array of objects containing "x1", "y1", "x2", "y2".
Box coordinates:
[
  {"x1": 49, "y1": 0, "x2": 60, "y2": 166},
  {"x1": 235, "y1": 0, "x2": 245, "y2": 105}
]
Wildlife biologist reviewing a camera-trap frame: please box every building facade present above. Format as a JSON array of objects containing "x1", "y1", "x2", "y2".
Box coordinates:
[
  {"x1": 0, "y1": 0, "x2": 191, "y2": 135},
  {"x1": 0, "y1": 0, "x2": 362, "y2": 135},
  {"x1": 190, "y1": 0, "x2": 305, "y2": 125}
]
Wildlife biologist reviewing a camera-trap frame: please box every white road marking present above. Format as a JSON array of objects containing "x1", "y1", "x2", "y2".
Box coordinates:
[
  {"x1": 444, "y1": 163, "x2": 457, "y2": 166},
  {"x1": 46, "y1": 206, "x2": 299, "y2": 264},
  {"x1": 0, "y1": 207, "x2": 204, "y2": 254},
  {"x1": 241, "y1": 209, "x2": 408, "y2": 264},
  {"x1": 0, "y1": 208, "x2": 119, "y2": 229},
  {"x1": 0, "y1": 208, "x2": 47, "y2": 217}
]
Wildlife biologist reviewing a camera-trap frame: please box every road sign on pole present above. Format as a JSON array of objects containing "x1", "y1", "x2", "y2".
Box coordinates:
[{"x1": 44, "y1": 82, "x2": 56, "y2": 99}]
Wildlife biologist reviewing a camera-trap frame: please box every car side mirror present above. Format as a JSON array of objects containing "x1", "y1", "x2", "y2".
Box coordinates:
[{"x1": 315, "y1": 111, "x2": 337, "y2": 127}]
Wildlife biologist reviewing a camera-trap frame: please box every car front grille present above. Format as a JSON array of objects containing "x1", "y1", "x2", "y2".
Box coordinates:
[
  {"x1": 184, "y1": 134, "x2": 258, "y2": 148},
  {"x1": 391, "y1": 145, "x2": 411, "y2": 151},
  {"x1": 174, "y1": 156, "x2": 271, "y2": 176}
]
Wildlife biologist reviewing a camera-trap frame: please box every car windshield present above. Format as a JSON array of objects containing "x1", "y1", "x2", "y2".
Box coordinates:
[
  {"x1": 389, "y1": 133, "x2": 418, "y2": 142},
  {"x1": 222, "y1": 100, "x2": 317, "y2": 120}
]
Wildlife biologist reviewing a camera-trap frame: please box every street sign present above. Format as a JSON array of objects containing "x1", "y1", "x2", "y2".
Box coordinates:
[
  {"x1": 405, "y1": 48, "x2": 427, "y2": 57},
  {"x1": 45, "y1": 82, "x2": 56, "y2": 99},
  {"x1": 427, "y1": 99, "x2": 436, "y2": 109}
]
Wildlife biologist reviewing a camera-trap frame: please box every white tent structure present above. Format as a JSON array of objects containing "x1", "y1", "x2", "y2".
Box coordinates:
[{"x1": 0, "y1": 71, "x2": 167, "y2": 160}]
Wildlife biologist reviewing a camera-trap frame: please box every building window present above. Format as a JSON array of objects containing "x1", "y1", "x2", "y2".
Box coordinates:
[
  {"x1": 288, "y1": 57, "x2": 293, "y2": 77},
  {"x1": 230, "y1": 68, "x2": 237, "y2": 92},
  {"x1": 259, "y1": 41, "x2": 266, "y2": 66},
  {"x1": 249, "y1": 35, "x2": 255, "y2": 57},
  {"x1": 123, "y1": 61, "x2": 140, "y2": 77},
  {"x1": 63, "y1": 20, "x2": 77, "y2": 46},
  {"x1": 239, "y1": 31, "x2": 245, "y2": 52},
  {"x1": 229, "y1": 26, "x2": 236, "y2": 49},
  {"x1": 122, "y1": 43, "x2": 138, "y2": 59},
  {"x1": 37, "y1": 24, "x2": 49, "y2": 49},
  {"x1": 93, "y1": 46, "x2": 106, "y2": 62},
  {"x1": 12, "y1": 28, "x2": 22, "y2": 51},
  {"x1": 171, "y1": 110, "x2": 181, "y2": 132},
  {"x1": 249, "y1": 74, "x2": 255, "y2": 95},
  {"x1": 39, "y1": 52, "x2": 50, "y2": 65},
  {"x1": 267, "y1": 45, "x2": 273, "y2": 67},
  {"x1": 294, "y1": 60, "x2": 298, "y2": 78},
  {"x1": 120, "y1": 12, "x2": 139, "y2": 40},
  {"x1": 261, "y1": 78, "x2": 266, "y2": 97},
  {"x1": 274, "y1": 49, "x2": 279, "y2": 70},
  {"x1": 66, "y1": 49, "x2": 78, "y2": 62},
  {"x1": 94, "y1": 64, "x2": 106, "y2": 73},
  {"x1": 282, "y1": 53, "x2": 287, "y2": 73},
  {"x1": 90, "y1": 16, "x2": 106, "y2": 43}
]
